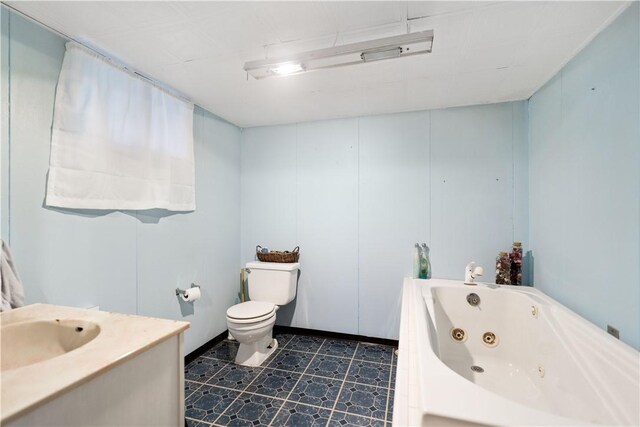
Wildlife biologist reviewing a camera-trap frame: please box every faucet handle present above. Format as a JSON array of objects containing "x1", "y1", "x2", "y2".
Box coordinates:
[{"x1": 464, "y1": 262, "x2": 484, "y2": 285}]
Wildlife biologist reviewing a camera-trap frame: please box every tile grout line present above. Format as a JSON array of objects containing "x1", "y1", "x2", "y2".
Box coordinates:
[
  {"x1": 184, "y1": 350, "x2": 238, "y2": 397},
  {"x1": 188, "y1": 337, "x2": 394, "y2": 426},
  {"x1": 190, "y1": 334, "x2": 294, "y2": 381},
  {"x1": 326, "y1": 341, "x2": 362, "y2": 425},
  {"x1": 197, "y1": 343, "x2": 396, "y2": 388},
  {"x1": 209, "y1": 349, "x2": 272, "y2": 426},
  {"x1": 210, "y1": 366, "x2": 266, "y2": 425},
  {"x1": 185, "y1": 380, "x2": 390, "y2": 422},
  {"x1": 267, "y1": 337, "x2": 326, "y2": 427},
  {"x1": 187, "y1": 381, "x2": 387, "y2": 423},
  {"x1": 187, "y1": 338, "x2": 284, "y2": 425},
  {"x1": 187, "y1": 336, "x2": 300, "y2": 425},
  {"x1": 201, "y1": 346, "x2": 393, "y2": 366},
  {"x1": 184, "y1": 382, "x2": 203, "y2": 401},
  {"x1": 383, "y1": 350, "x2": 395, "y2": 424},
  {"x1": 275, "y1": 334, "x2": 295, "y2": 348},
  {"x1": 184, "y1": 357, "x2": 234, "y2": 403},
  {"x1": 192, "y1": 364, "x2": 390, "y2": 389},
  {"x1": 185, "y1": 416, "x2": 214, "y2": 427}
]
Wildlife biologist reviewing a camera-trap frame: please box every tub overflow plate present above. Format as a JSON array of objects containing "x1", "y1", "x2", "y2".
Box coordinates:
[{"x1": 466, "y1": 293, "x2": 480, "y2": 306}]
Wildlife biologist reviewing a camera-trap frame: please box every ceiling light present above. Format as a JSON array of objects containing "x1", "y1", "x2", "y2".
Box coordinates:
[
  {"x1": 244, "y1": 30, "x2": 433, "y2": 79},
  {"x1": 361, "y1": 47, "x2": 403, "y2": 62},
  {"x1": 270, "y1": 62, "x2": 304, "y2": 76}
]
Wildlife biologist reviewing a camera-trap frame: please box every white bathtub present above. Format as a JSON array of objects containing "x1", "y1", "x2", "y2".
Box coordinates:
[{"x1": 394, "y1": 278, "x2": 639, "y2": 426}]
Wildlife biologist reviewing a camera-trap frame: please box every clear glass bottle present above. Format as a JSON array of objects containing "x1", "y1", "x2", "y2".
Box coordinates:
[
  {"x1": 413, "y1": 244, "x2": 421, "y2": 278},
  {"x1": 420, "y1": 243, "x2": 431, "y2": 279},
  {"x1": 495, "y1": 251, "x2": 511, "y2": 285}
]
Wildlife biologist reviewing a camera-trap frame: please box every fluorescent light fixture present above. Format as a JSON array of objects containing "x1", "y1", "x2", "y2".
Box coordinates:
[
  {"x1": 270, "y1": 62, "x2": 304, "y2": 76},
  {"x1": 244, "y1": 30, "x2": 433, "y2": 79},
  {"x1": 361, "y1": 47, "x2": 402, "y2": 62}
]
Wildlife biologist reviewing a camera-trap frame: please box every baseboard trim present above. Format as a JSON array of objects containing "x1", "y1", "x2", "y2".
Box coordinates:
[
  {"x1": 185, "y1": 329, "x2": 229, "y2": 365},
  {"x1": 274, "y1": 325, "x2": 398, "y2": 347}
]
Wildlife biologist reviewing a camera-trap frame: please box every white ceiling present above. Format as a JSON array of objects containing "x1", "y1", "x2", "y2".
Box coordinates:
[{"x1": 5, "y1": 1, "x2": 630, "y2": 128}]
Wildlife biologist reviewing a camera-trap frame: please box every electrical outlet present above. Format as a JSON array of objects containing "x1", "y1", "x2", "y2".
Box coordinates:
[{"x1": 607, "y1": 325, "x2": 619, "y2": 339}]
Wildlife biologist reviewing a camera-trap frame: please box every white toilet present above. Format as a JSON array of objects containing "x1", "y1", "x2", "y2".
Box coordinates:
[{"x1": 226, "y1": 261, "x2": 300, "y2": 367}]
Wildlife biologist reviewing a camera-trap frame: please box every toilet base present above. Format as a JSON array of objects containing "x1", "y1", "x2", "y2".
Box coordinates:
[{"x1": 235, "y1": 335, "x2": 278, "y2": 367}]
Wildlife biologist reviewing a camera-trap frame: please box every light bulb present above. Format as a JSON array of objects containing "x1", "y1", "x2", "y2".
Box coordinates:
[{"x1": 269, "y1": 63, "x2": 303, "y2": 76}]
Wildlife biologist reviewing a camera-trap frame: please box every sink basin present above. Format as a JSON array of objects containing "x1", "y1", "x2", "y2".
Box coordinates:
[{"x1": 1, "y1": 319, "x2": 101, "y2": 371}]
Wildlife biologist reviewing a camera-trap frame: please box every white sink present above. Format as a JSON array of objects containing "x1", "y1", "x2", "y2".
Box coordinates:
[{"x1": 1, "y1": 319, "x2": 101, "y2": 371}]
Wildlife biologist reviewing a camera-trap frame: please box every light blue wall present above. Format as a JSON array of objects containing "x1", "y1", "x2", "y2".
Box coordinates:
[
  {"x1": 241, "y1": 102, "x2": 529, "y2": 339},
  {"x1": 529, "y1": 3, "x2": 639, "y2": 349},
  {"x1": 4, "y1": 3, "x2": 636, "y2": 348},
  {"x1": 1, "y1": 10, "x2": 241, "y2": 354},
  {"x1": 1, "y1": 7, "x2": 8, "y2": 237}
]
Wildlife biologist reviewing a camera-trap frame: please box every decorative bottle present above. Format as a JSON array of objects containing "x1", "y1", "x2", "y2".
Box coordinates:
[
  {"x1": 413, "y1": 244, "x2": 421, "y2": 278},
  {"x1": 495, "y1": 251, "x2": 511, "y2": 285},
  {"x1": 509, "y1": 241, "x2": 523, "y2": 286},
  {"x1": 420, "y1": 243, "x2": 431, "y2": 279}
]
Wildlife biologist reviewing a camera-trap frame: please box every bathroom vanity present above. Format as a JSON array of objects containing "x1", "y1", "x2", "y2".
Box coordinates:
[{"x1": 1, "y1": 304, "x2": 189, "y2": 426}]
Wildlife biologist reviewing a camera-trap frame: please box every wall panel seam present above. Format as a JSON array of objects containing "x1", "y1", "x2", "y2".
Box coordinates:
[
  {"x1": 356, "y1": 117, "x2": 360, "y2": 335},
  {"x1": 511, "y1": 103, "x2": 515, "y2": 243},
  {"x1": 428, "y1": 111, "x2": 431, "y2": 245},
  {"x1": 6, "y1": 10, "x2": 11, "y2": 244}
]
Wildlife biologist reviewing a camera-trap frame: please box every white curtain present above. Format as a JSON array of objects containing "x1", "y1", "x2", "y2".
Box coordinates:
[{"x1": 46, "y1": 42, "x2": 195, "y2": 211}]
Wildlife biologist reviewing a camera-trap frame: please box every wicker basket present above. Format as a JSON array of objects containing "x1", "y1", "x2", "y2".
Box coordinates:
[{"x1": 256, "y1": 245, "x2": 300, "y2": 263}]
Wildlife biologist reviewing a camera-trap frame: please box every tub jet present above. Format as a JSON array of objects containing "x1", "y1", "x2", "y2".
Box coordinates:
[
  {"x1": 451, "y1": 328, "x2": 466, "y2": 342},
  {"x1": 482, "y1": 331, "x2": 498, "y2": 346}
]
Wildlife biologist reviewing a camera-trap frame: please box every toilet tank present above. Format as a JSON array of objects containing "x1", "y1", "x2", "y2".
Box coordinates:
[{"x1": 246, "y1": 262, "x2": 300, "y2": 306}]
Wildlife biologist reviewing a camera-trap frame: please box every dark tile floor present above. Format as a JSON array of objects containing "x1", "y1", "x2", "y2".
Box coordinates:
[{"x1": 185, "y1": 332, "x2": 397, "y2": 427}]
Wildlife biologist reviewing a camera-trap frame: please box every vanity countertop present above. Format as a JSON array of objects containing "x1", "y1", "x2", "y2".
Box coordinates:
[{"x1": 1, "y1": 303, "x2": 190, "y2": 423}]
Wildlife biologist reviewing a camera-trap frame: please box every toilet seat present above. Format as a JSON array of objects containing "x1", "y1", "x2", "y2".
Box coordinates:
[{"x1": 226, "y1": 301, "x2": 276, "y2": 324}]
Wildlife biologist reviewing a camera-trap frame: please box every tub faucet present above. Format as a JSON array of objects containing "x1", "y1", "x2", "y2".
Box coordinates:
[{"x1": 464, "y1": 262, "x2": 484, "y2": 285}]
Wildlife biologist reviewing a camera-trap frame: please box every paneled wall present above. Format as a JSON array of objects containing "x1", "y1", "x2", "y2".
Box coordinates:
[
  {"x1": 241, "y1": 102, "x2": 529, "y2": 339},
  {"x1": 529, "y1": 3, "x2": 639, "y2": 349},
  {"x1": 1, "y1": 9, "x2": 8, "y2": 237},
  {"x1": 1, "y1": 10, "x2": 242, "y2": 354},
  {"x1": 6, "y1": 3, "x2": 635, "y2": 349}
]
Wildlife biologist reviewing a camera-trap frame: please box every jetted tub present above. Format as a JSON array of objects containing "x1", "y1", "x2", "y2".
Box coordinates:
[{"x1": 393, "y1": 278, "x2": 639, "y2": 426}]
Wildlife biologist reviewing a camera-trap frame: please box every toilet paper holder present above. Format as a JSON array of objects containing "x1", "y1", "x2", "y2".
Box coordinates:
[{"x1": 176, "y1": 283, "x2": 200, "y2": 297}]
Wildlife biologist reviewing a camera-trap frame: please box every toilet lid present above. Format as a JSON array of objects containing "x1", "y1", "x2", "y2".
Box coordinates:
[{"x1": 227, "y1": 301, "x2": 275, "y2": 320}]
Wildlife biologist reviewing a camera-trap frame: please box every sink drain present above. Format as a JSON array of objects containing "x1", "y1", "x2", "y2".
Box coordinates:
[{"x1": 470, "y1": 365, "x2": 484, "y2": 373}]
